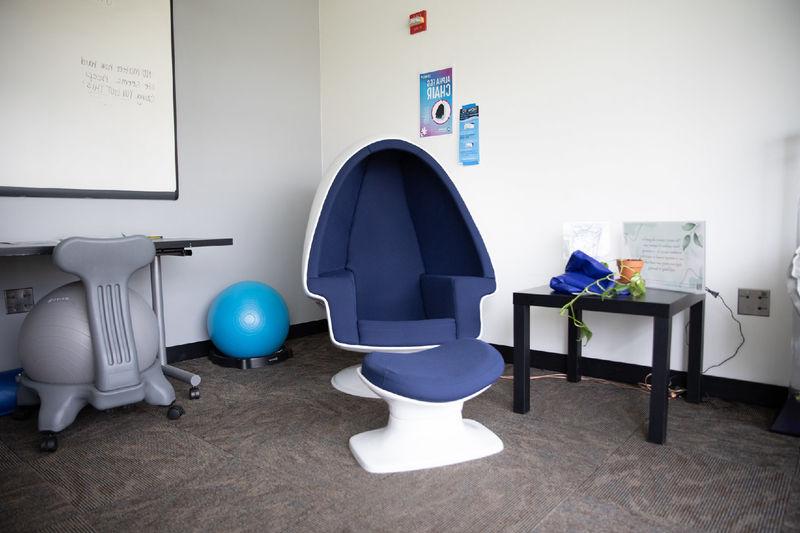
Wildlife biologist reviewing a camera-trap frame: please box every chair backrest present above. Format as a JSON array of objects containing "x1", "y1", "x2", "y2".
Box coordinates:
[
  {"x1": 346, "y1": 151, "x2": 427, "y2": 320},
  {"x1": 53, "y1": 236, "x2": 156, "y2": 392}
]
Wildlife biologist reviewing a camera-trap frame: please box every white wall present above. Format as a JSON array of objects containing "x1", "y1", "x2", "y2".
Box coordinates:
[
  {"x1": 2, "y1": 0, "x2": 798, "y2": 388},
  {"x1": 0, "y1": 0, "x2": 325, "y2": 370},
  {"x1": 320, "y1": 0, "x2": 800, "y2": 385}
]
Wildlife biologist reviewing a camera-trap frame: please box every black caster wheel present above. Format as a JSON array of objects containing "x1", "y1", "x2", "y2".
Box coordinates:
[
  {"x1": 40, "y1": 433, "x2": 58, "y2": 453},
  {"x1": 167, "y1": 404, "x2": 185, "y2": 420},
  {"x1": 11, "y1": 406, "x2": 34, "y2": 421},
  {"x1": 189, "y1": 387, "x2": 200, "y2": 400}
]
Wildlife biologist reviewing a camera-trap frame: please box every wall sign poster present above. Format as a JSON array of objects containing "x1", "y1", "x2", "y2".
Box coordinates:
[
  {"x1": 419, "y1": 67, "x2": 453, "y2": 137},
  {"x1": 459, "y1": 103, "x2": 479, "y2": 165},
  {"x1": 623, "y1": 221, "x2": 706, "y2": 293}
]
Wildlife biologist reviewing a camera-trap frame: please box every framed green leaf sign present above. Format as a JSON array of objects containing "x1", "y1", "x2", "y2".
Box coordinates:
[{"x1": 623, "y1": 221, "x2": 706, "y2": 294}]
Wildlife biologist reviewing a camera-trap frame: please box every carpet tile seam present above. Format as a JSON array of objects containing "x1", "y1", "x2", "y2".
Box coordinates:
[
  {"x1": 778, "y1": 452, "x2": 800, "y2": 532},
  {"x1": 25, "y1": 423, "x2": 242, "y2": 513},
  {"x1": 530, "y1": 426, "x2": 641, "y2": 531},
  {"x1": 583, "y1": 438, "x2": 793, "y2": 532},
  {"x1": 0, "y1": 437, "x2": 25, "y2": 470},
  {"x1": 0, "y1": 462, "x2": 95, "y2": 533}
]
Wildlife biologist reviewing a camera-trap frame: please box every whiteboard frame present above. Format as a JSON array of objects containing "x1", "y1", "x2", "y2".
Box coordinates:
[{"x1": 0, "y1": 0, "x2": 179, "y2": 201}]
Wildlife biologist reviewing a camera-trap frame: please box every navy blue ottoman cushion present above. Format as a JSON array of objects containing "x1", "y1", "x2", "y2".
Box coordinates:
[{"x1": 361, "y1": 339, "x2": 505, "y2": 403}]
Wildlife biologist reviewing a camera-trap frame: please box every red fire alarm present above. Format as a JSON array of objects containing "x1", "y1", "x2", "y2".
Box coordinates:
[{"x1": 409, "y1": 10, "x2": 427, "y2": 35}]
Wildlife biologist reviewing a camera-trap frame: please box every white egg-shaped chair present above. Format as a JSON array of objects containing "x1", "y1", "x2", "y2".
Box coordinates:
[{"x1": 302, "y1": 138, "x2": 495, "y2": 397}]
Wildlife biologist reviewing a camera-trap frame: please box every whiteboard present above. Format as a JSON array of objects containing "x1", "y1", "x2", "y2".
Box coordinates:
[{"x1": 0, "y1": 0, "x2": 177, "y2": 199}]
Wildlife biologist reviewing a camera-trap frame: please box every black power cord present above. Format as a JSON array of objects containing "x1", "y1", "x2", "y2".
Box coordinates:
[{"x1": 702, "y1": 286, "x2": 746, "y2": 374}]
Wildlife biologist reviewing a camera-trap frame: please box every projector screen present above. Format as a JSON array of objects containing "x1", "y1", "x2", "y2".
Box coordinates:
[{"x1": 0, "y1": 0, "x2": 178, "y2": 199}]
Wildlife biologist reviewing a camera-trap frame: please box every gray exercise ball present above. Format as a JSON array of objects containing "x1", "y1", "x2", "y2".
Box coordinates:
[{"x1": 18, "y1": 281, "x2": 159, "y2": 385}]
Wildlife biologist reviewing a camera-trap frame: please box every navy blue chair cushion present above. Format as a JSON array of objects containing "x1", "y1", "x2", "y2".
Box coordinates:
[
  {"x1": 361, "y1": 339, "x2": 505, "y2": 402},
  {"x1": 358, "y1": 318, "x2": 456, "y2": 347}
]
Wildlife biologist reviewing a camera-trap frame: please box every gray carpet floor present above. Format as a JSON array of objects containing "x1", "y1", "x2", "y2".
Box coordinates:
[{"x1": 1, "y1": 333, "x2": 799, "y2": 532}]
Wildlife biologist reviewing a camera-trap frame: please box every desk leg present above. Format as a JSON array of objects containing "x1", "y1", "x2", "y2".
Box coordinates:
[
  {"x1": 513, "y1": 303, "x2": 531, "y2": 414},
  {"x1": 567, "y1": 308, "x2": 582, "y2": 382},
  {"x1": 150, "y1": 256, "x2": 201, "y2": 389},
  {"x1": 686, "y1": 301, "x2": 704, "y2": 404},
  {"x1": 648, "y1": 316, "x2": 672, "y2": 444},
  {"x1": 150, "y1": 256, "x2": 168, "y2": 366}
]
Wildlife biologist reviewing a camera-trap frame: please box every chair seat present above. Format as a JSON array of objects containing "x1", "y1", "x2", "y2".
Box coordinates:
[
  {"x1": 357, "y1": 318, "x2": 456, "y2": 347},
  {"x1": 361, "y1": 339, "x2": 504, "y2": 402}
]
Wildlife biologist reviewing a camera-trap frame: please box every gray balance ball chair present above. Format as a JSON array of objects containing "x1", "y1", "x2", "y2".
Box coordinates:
[{"x1": 15, "y1": 236, "x2": 183, "y2": 452}]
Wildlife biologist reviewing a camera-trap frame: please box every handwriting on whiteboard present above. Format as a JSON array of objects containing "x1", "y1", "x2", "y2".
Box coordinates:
[{"x1": 81, "y1": 56, "x2": 155, "y2": 105}]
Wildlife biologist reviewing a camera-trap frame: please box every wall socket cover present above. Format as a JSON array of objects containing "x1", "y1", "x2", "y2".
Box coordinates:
[
  {"x1": 737, "y1": 288, "x2": 770, "y2": 317},
  {"x1": 5, "y1": 287, "x2": 34, "y2": 314}
]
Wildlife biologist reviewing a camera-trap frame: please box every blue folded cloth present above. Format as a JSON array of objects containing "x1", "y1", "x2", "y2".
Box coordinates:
[{"x1": 550, "y1": 250, "x2": 614, "y2": 295}]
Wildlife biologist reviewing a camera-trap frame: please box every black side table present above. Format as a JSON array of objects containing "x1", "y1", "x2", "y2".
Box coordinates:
[{"x1": 513, "y1": 286, "x2": 705, "y2": 444}]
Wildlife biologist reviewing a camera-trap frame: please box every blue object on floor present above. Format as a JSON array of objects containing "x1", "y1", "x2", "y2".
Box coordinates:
[
  {"x1": 0, "y1": 368, "x2": 21, "y2": 416},
  {"x1": 550, "y1": 250, "x2": 614, "y2": 295},
  {"x1": 207, "y1": 281, "x2": 290, "y2": 358},
  {"x1": 361, "y1": 339, "x2": 504, "y2": 402}
]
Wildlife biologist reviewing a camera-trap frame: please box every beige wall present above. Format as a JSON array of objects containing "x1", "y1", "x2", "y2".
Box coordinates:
[{"x1": 319, "y1": 0, "x2": 800, "y2": 385}]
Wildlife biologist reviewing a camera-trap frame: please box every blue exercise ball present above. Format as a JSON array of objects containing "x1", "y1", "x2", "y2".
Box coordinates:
[{"x1": 207, "y1": 281, "x2": 290, "y2": 358}]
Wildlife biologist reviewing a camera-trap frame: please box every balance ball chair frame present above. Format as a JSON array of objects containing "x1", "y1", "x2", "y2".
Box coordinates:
[
  {"x1": 302, "y1": 138, "x2": 496, "y2": 396},
  {"x1": 16, "y1": 236, "x2": 182, "y2": 451}
]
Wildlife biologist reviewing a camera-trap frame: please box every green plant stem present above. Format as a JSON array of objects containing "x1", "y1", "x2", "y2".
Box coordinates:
[
  {"x1": 558, "y1": 274, "x2": 615, "y2": 343},
  {"x1": 559, "y1": 272, "x2": 646, "y2": 345},
  {"x1": 560, "y1": 274, "x2": 614, "y2": 312}
]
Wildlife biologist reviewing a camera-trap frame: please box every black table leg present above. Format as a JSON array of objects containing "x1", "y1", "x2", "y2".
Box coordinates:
[
  {"x1": 567, "y1": 307, "x2": 582, "y2": 382},
  {"x1": 513, "y1": 303, "x2": 531, "y2": 414},
  {"x1": 686, "y1": 300, "x2": 704, "y2": 403},
  {"x1": 648, "y1": 316, "x2": 672, "y2": 444}
]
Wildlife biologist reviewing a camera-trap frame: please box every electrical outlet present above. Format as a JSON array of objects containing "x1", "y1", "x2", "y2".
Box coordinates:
[
  {"x1": 738, "y1": 289, "x2": 770, "y2": 317},
  {"x1": 4, "y1": 287, "x2": 34, "y2": 314}
]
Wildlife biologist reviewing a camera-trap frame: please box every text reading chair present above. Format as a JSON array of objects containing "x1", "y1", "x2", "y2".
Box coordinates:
[{"x1": 302, "y1": 138, "x2": 496, "y2": 397}]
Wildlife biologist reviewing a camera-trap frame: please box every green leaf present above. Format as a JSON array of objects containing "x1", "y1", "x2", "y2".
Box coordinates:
[
  {"x1": 682, "y1": 234, "x2": 691, "y2": 250},
  {"x1": 628, "y1": 274, "x2": 647, "y2": 298},
  {"x1": 682, "y1": 223, "x2": 696, "y2": 231},
  {"x1": 693, "y1": 233, "x2": 703, "y2": 248},
  {"x1": 580, "y1": 324, "x2": 592, "y2": 344}
]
